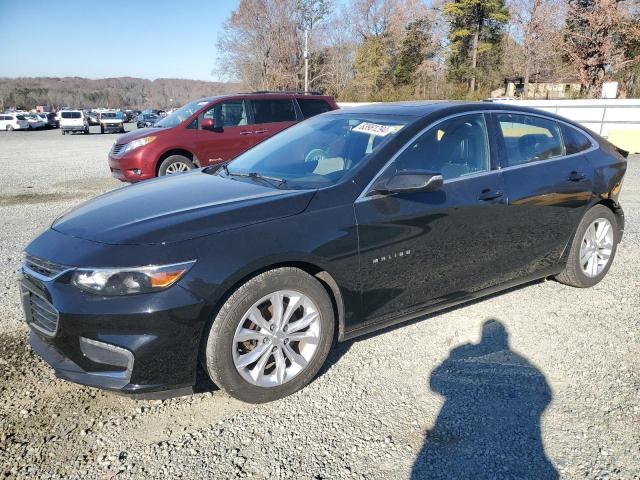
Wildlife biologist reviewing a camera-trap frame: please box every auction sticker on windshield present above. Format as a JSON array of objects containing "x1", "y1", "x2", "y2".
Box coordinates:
[{"x1": 352, "y1": 122, "x2": 403, "y2": 137}]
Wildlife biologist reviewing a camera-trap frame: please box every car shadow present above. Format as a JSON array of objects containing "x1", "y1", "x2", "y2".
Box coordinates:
[{"x1": 411, "y1": 318, "x2": 558, "y2": 480}]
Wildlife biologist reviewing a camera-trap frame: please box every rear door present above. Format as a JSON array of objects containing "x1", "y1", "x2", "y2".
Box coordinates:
[
  {"x1": 196, "y1": 99, "x2": 254, "y2": 164},
  {"x1": 492, "y1": 112, "x2": 594, "y2": 278},
  {"x1": 247, "y1": 97, "x2": 299, "y2": 145}
]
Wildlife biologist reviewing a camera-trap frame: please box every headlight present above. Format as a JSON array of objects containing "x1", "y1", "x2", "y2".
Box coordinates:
[
  {"x1": 121, "y1": 135, "x2": 156, "y2": 154},
  {"x1": 71, "y1": 261, "x2": 195, "y2": 296}
]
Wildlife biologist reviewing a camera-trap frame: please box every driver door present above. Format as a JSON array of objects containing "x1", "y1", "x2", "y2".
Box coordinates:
[
  {"x1": 354, "y1": 113, "x2": 509, "y2": 324},
  {"x1": 196, "y1": 100, "x2": 255, "y2": 165}
]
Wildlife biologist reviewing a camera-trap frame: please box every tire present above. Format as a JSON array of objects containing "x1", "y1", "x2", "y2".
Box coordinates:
[
  {"x1": 6, "y1": 125, "x2": 13, "y2": 132},
  {"x1": 84, "y1": 128, "x2": 89, "y2": 135},
  {"x1": 61, "y1": 129, "x2": 66, "y2": 135},
  {"x1": 555, "y1": 204, "x2": 619, "y2": 288},
  {"x1": 158, "y1": 155, "x2": 195, "y2": 176},
  {"x1": 204, "y1": 267, "x2": 335, "y2": 403},
  {"x1": 100, "y1": 126, "x2": 104, "y2": 134}
]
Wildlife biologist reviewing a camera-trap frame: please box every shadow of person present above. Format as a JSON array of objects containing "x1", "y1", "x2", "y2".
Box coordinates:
[{"x1": 411, "y1": 319, "x2": 558, "y2": 480}]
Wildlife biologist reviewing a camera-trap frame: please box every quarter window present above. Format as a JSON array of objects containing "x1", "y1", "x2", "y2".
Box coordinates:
[
  {"x1": 561, "y1": 124, "x2": 592, "y2": 155},
  {"x1": 395, "y1": 113, "x2": 490, "y2": 181},
  {"x1": 251, "y1": 99, "x2": 297, "y2": 123},
  {"x1": 496, "y1": 113, "x2": 563, "y2": 166},
  {"x1": 297, "y1": 99, "x2": 331, "y2": 119}
]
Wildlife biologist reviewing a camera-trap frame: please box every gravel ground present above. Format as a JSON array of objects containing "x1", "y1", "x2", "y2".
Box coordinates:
[{"x1": 0, "y1": 128, "x2": 638, "y2": 479}]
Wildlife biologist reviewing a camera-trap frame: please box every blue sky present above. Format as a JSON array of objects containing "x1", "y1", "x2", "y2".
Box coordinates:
[{"x1": 0, "y1": 0, "x2": 240, "y2": 81}]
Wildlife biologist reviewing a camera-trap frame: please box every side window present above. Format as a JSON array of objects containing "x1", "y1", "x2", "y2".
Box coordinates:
[
  {"x1": 496, "y1": 114, "x2": 564, "y2": 166},
  {"x1": 251, "y1": 99, "x2": 297, "y2": 124},
  {"x1": 561, "y1": 124, "x2": 592, "y2": 155},
  {"x1": 297, "y1": 99, "x2": 331, "y2": 119},
  {"x1": 203, "y1": 100, "x2": 248, "y2": 127},
  {"x1": 395, "y1": 114, "x2": 490, "y2": 181}
]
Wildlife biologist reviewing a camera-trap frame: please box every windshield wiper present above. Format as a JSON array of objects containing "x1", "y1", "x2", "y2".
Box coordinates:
[{"x1": 226, "y1": 169, "x2": 287, "y2": 189}]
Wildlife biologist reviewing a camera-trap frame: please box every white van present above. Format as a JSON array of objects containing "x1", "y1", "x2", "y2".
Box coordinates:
[
  {"x1": 0, "y1": 113, "x2": 30, "y2": 131},
  {"x1": 59, "y1": 110, "x2": 89, "y2": 135}
]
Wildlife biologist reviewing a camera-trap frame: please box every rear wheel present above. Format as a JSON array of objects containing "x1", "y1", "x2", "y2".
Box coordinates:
[
  {"x1": 6, "y1": 125, "x2": 13, "y2": 132},
  {"x1": 204, "y1": 268, "x2": 335, "y2": 403},
  {"x1": 61, "y1": 129, "x2": 66, "y2": 135},
  {"x1": 158, "y1": 155, "x2": 195, "y2": 176},
  {"x1": 555, "y1": 204, "x2": 619, "y2": 287}
]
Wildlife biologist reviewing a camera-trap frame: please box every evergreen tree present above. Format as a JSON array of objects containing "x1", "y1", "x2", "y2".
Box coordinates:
[
  {"x1": 393, "y1": 17, "x2": 435, "y2": 87},
  {"x1": 444, "y1": 0, "x2": 509, "y2": 93}
]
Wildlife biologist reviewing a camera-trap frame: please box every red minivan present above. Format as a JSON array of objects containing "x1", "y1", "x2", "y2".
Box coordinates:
[{"x1": 108, "y1": 92, "x2": 339, "y2": 182}]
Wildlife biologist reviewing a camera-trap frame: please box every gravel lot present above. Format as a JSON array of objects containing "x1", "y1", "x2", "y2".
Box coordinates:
[{"x1": 0, "y1": 128, "x2": 638, "y2": 479}]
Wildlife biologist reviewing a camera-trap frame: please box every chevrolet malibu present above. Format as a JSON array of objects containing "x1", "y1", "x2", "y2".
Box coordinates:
[{"x1": 21, "y1": 102, "x2": 627, "y2": 403}]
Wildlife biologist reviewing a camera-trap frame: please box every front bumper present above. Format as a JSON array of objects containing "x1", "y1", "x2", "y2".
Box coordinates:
[
  {"x1": 101, "y1": 123, "x2": 124, "y2": 133},
  {"x1": 108, "y1": 150, "x2": 155, "y2": 182},
  {"x1": 62, "y1": 125, "x2": 87, "y2": 131},
  {"x1": 20, "y1": 265, "x2": 210, "y2": 396}
]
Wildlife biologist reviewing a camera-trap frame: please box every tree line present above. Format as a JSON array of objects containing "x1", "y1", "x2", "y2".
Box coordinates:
[
  {"x1": 218, "y1": 0, "x2": 640, "y2": 100},
  {"x1": 0, "y1": 77, "x2": 239, "y2": 111}
]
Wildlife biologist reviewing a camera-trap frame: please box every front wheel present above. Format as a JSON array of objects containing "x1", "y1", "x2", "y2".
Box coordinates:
[
  {"x1": 158, "y1": 155, "x2": 194, "y2": 176},
  {"x1": 204, "y1": 268, "x2": 335, "y2": 403},
  {"x1": 555, "y1": 204, "x2": 619, "y2": 288}
]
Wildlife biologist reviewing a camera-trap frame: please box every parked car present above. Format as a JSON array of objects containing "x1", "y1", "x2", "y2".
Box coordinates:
[
  {"x1": 46, "y1": 112, "x2": 59, "y2": 128},
  {"x1": 36, "y1": 112, "x2": 58, "y2": 128},
  {"x1": 20, "y1": 102, "x2": 627, "y2": 403},
  {"x1": 136, "y1": 113, "x2": 159, "y2": 129},
  {"x1": 99, "y1": 111, "x2": 125, "y2": 134},
  {"x1": 86, "y1": 112, "x2": 99, "y2": 126},
  {"x1": 0, "y1": 113, "x2": 30, "y2": 131},
  {"x1": 25, "y1": 113, "x2": 45, "y2": 129},
  {"x1": 109, "y1": 92, "x2": 338, "y2": 182},
  {"x1": 59, "y1": 110, "x2": 89, "y2": 135}
]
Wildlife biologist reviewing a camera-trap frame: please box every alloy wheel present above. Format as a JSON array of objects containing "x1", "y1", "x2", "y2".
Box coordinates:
[
  {"x1": 165, "y1": 162, "x2": 191, "y2": 174},
  {"x1": 232, "y1": 290, "x2": 321, "y2": 387},
  {"x1": 579, "y1": 217, "x2": 614, "y2": 277}
]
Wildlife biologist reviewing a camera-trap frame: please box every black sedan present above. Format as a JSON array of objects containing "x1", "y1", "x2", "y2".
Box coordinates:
[
  {"x1": 136, "y1": 113, "x2": 159, "y2": 128},
  {"x1": 20, "y1": 102, "x2": 627, "y2": 403}
]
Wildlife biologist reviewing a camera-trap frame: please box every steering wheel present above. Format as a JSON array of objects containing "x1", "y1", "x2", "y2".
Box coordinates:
[{"x1": 304, "y1": 148, "x2": 327, "y2": 164}]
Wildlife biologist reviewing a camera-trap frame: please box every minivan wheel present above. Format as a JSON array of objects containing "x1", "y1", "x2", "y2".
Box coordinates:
[
  {"x1": 555, "y1": 204, "x2": 619, "y2": 288},
  {"x1": 158, "y1": 155, "x2": 195, "y2": 176},
  {"x1": 204, "y1": 268, "x2": 335, "y2": 403},
  {"x1": 7, "y1": 125, "x2": 14, "y2": 132}
]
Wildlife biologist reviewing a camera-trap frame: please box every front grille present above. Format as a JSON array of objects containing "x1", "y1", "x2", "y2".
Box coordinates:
[
  {"x1": 25, "y1": 255, "x2": 69, "y2": 279},
  {"x1": 112, "y1": 143, "x2": 125, "y2": 155},
  {"x1": 22, "y1": 286, "x2": 59, "y2": 336}
]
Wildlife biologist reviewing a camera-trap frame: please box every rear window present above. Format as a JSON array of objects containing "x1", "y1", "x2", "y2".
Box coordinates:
[
  {"x1": 16, "y1": 115, "x2": 26, "y2": 120},
  {"x1": 297, "y1": 98, "x2": 332, "y2": 119},
  {"x1": 61, "y1": 111, "x2": 82, "y2": 119},
  {"x1": 496, "y1": 113, "x2": 563, "y2": 166},
  {"x1": 561, "y1": 124, "x2": 592, "y2": 155},
  {"x1": 251, "y1": 99, "x2": 297, "y2": 124},
  {"x1": 101, "y1": 113, "x2": 117, "y2": 119}
]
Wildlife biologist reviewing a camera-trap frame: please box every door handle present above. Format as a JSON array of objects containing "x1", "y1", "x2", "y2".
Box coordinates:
[
  {"x1": 568, "y1": 171, "x2": 586, "y2": 182},
  {"x1": 254, "y1": 129, "x2": 268, "y2": 134},
  {"x1": 478, "y1": 189, "x2": 504, "y2": 201},
  {"x1": 239, "y1": 131, "x2": 253, "y2": 136}
]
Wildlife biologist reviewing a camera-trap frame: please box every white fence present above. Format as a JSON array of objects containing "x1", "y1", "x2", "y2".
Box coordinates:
[{"x1": 338, "y1": 99, "x2": 640, "y2": 138}]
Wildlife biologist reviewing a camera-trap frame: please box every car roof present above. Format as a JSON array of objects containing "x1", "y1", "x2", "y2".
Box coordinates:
[{"x1": 191, "y1": 92, "x2": 335, "y2": 104}]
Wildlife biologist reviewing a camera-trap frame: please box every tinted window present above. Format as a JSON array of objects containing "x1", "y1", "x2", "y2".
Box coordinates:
[
  {"x1": 251, "y1": 99, "x2": 297, "y2": 123},
  {"x1": 204, "y1": 100, "x2": 248, "y2": 127},
  {"x1": 61, "y1": 112, "x2": 82, "y2": 119},
  {"x1": 561, "y1": 124, "x2": 592, "y2": 155},
  {"x1": 0, "y1": 116, "x2": 7, "y2": 120},
  {"x1": 395, "y1": 114, "x2": 490, "y2": 180},
  {"x1": 297, "y1": 98, "x2": 331, "y2": 119},
  {"x1": 497, "y1": 114, "x2": 563, "y2": 166}
]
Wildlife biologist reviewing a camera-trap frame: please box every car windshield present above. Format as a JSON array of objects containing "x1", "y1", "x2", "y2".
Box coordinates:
[
  {"x1": 101, "y1": 113, "x2": 117, "y2": 119},
  {"x1": 145, "y1": 114, "x2": 158, "y2": 120},
  {"x1": 224, "y1": 113, "x2": 410, "y2": 188},
  {"x1": 16, "y1": 115, "x2": 26, "y2": 120},
  {"x1": 154, "y1": 99, "x2": 209, "y2": 128}
]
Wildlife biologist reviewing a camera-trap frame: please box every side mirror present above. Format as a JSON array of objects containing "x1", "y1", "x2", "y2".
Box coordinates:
[
  {"x1": 371, "y1": 170, "x2": 443, "y2": 195},
  {"x1": 201, "y1": 118, "x2": 217, "y2": 131}
]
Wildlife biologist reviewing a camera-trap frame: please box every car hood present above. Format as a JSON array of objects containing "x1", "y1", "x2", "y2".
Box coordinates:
[
  {"x1": 52, "y1": 171, "x2": 316, "y2": 245},
  {"x1": 115, "y1": 126, "x2": 166, "y2": 144}
]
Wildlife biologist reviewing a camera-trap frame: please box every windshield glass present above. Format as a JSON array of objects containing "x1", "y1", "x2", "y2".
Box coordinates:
[
  {"x1": 225, "y1": 114, "x2": 409, "y2": 188},
  {"x1": 101, "y1": 113, "x2": 117, "y2": 119},
  {"x1": 155, "y1": 99, "x2": 210, "y2": 128}
]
